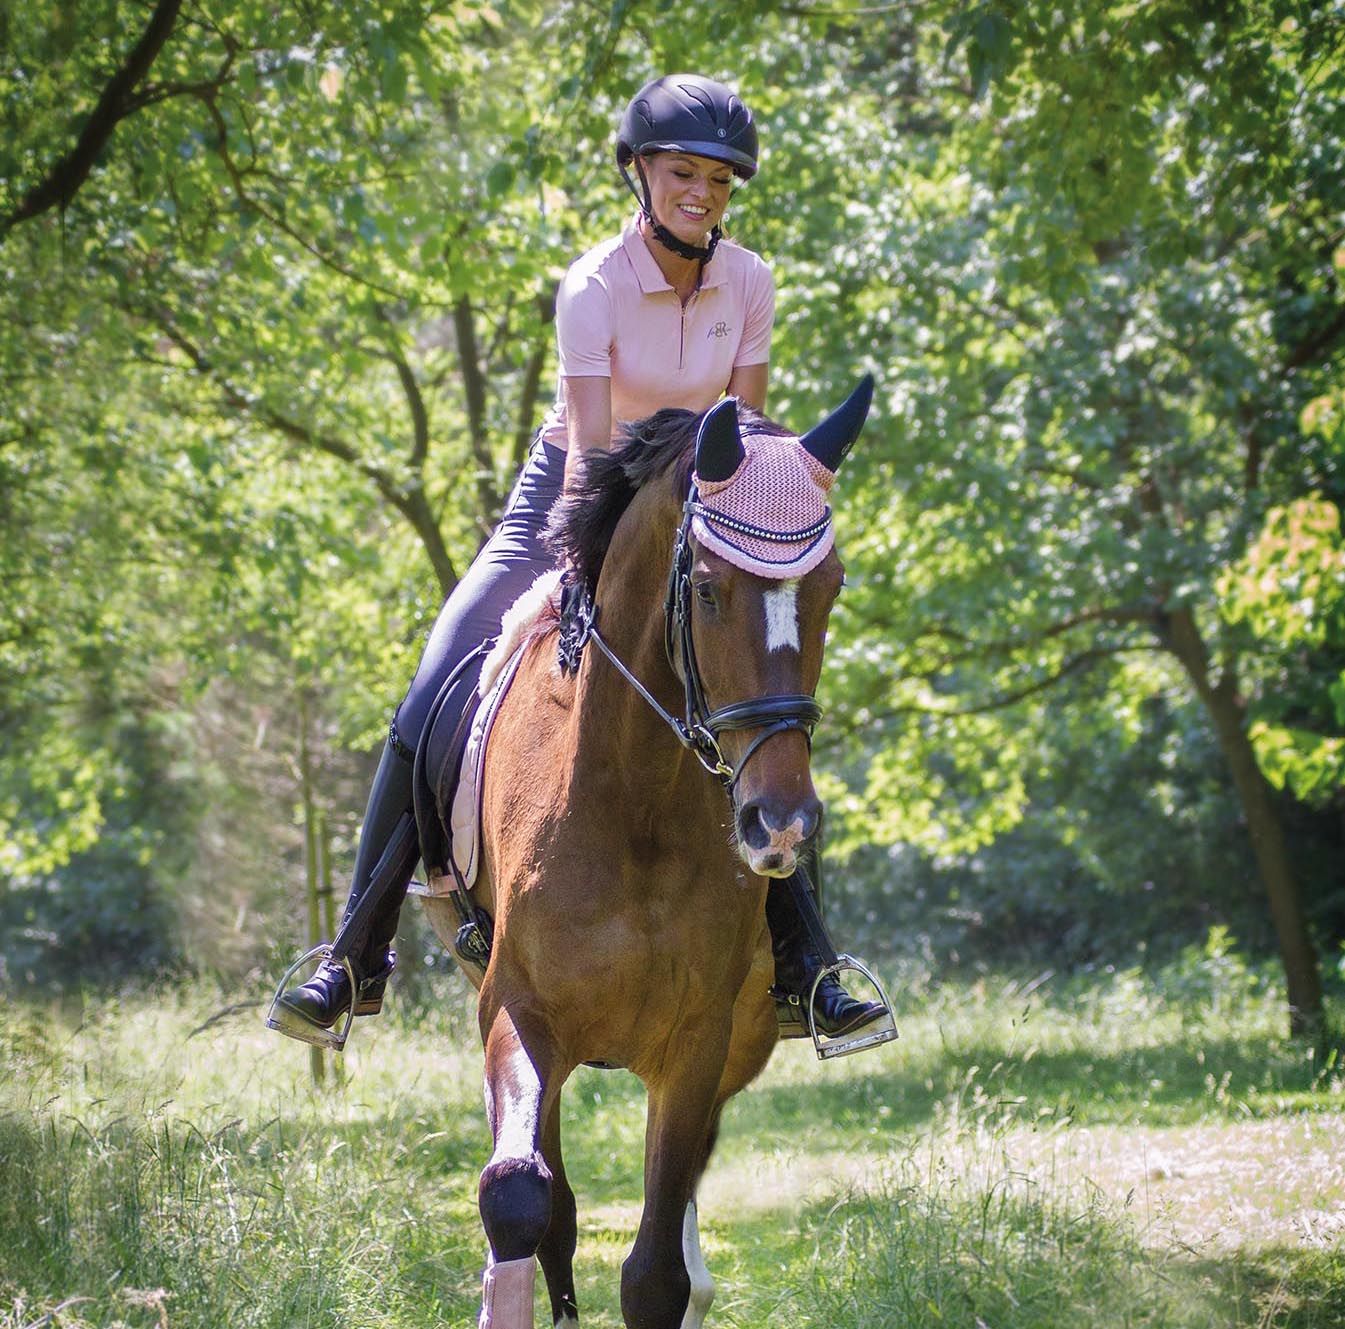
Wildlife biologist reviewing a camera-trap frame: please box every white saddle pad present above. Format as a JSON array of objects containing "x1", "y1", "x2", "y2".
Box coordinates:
[{"x1": 453, "y1": 642, "x2": 528, "y2": 888}]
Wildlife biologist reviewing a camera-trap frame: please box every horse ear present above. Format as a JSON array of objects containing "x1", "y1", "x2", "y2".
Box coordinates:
[
  {"x1": 695, "y1": 397, "x2": 745, "y2": 483},
  {"x1": 799, "y1": 374, "x2": 874, "y2": 472}
]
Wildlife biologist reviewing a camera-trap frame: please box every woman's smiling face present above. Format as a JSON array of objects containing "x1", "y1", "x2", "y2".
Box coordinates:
[{"x1": 641, "y1": 152, "x2": 735, "y2": 246}]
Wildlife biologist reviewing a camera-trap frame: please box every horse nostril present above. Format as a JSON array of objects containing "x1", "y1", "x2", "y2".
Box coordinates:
[
  {"x1": 737, "y1": 800, "x2": 821, "y2": 852},
  {"x1": 737, "y1": 803, "x2": 770, "y2": 851}
]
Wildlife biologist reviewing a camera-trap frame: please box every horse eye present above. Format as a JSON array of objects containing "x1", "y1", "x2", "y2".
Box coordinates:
[{"x1": 694, "y1": 580, "x2": 717, "y2": 609}]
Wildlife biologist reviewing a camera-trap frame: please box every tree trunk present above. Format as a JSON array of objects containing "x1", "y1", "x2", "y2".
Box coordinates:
[
  {"x1": 1165, "y1": 609, "x2": 1323, "y2": 1036},
  {"x1": 298, "y1": 692, "x2": 326, "y2": 1086},
  {"x1": 397, "y1": 483, "x2": 458, "y2": 600},
  {"x1": 317, "y1": 806, "x2": 344, "y2": 1087},
  {"x1": 1201, "y1": 679, "x2": 1323, "y2": 1037}
]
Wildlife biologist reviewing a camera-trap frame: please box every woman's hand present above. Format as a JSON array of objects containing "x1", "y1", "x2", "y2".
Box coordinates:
[{"x1": 562, "y1": 376, "x2": 613, "y2": 492}]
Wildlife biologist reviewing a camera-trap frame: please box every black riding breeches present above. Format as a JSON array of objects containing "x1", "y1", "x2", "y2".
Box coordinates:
[{"x1": 394, "y1": 438, "x2": 567, "y2": 749}]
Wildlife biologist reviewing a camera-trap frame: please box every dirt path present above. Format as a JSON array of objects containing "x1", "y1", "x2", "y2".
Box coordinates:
[{"x1": 669, "y1": 1114, "x2": 1345, "y2": 1256}]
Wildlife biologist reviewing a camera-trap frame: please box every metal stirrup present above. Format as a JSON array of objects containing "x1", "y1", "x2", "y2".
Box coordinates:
[
  {"x1": 265, "y1": 809, "x2": 419, "y2": 1052},
  {"x1": 782, "y1": 867, "x2": 899, "y2": 1061},
  {"x1": 265, "y1": 948, "x2": 359, "y2": 1052}
]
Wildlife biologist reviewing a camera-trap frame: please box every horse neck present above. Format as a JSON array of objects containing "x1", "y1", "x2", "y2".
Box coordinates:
[{"x1": 574, "y1": 483, "x2": 706, "y2": 807}]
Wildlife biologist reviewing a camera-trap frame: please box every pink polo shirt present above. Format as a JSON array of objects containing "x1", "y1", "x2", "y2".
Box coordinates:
[{"x1": 539, "y1": 218, "x2": 775, "y2": 449}]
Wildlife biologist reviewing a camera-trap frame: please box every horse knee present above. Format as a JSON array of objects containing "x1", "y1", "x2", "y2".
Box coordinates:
[{"x1": 479, "y1": 1154, "x2": 553, "y2": 1261}]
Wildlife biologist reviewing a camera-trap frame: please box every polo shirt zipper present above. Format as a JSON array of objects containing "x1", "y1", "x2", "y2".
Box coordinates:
[{"x1": 679, "y1": 291, "x2": 698, "y2": 371}]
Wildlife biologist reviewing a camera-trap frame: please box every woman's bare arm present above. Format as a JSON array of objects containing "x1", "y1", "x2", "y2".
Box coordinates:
[
  {"x1": 727, "y1": 362, "x2": 769, "y2": 412},
  {"x1": 562, "y1": 375, "x2": 613, "y2": 492}
]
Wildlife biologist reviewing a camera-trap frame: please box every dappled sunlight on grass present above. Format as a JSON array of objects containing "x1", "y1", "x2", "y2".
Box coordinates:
[{"x1": 2, "y1": 967, "x2": 1342, "y2": 1327}]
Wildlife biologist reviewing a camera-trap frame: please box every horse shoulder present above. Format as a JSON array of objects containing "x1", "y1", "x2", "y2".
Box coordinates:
[{"x1": 481, "y1": 635, "x2": 577, "y2": 888}]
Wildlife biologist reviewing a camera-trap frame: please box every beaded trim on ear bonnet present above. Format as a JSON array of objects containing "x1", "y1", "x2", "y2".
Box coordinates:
[{"x1": 689, "y1": 377, "x2": 874, "y2": 579}]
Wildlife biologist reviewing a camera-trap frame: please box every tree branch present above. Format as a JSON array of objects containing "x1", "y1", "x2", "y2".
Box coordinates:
[
  {"x1": 152, "y1": 313, "x2": 458, "y2": 595},
  {"x1": 197, "y1": 94, "x2": 409, "y2": 301},
  {"x1": 452, "y1": 294, "x2": 503, "y2": 535},
  {"x1": 376, "y1": 321, "x2": 432, "y2": 474},
  {"x1": 1282, "y1": 302, "x2": 1345, "y2": 374},
  {"x1": 878, "y1": 602, "x2": 1160, "y2": 670},
  {"x1": 512, "y1": 284, "x2": 557, "y2": 468},
  {"x1": 815, "y1": 643, "x2": 1149, "y2": 754},
  {"x1": 2, "y1": 0, "x2": 185, "y2": 235}
]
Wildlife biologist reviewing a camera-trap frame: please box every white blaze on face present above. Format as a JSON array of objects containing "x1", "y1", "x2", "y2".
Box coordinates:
[{"x1": 763, "y1": 579, "x2": 800, "y2": 653}]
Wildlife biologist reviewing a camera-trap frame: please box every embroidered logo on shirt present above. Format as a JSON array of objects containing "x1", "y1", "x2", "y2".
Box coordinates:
[{"x1": 706, "y1": 321, "x2": 732, "y2": 339}]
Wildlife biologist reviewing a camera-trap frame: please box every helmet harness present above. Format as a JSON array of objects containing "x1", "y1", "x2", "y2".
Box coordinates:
[{"x1": 621, "y1": 157, "x2": 722, "y2": 264}]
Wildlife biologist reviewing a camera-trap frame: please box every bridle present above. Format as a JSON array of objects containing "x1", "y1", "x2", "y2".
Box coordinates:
[{"x1": 580, "y1": 485, "x2": 827, "y2": 794}]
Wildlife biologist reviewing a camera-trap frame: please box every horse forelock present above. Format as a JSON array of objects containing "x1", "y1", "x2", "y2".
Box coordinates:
[{"x1": 544, "y1": 405, "x2": 794, "y2": 595}]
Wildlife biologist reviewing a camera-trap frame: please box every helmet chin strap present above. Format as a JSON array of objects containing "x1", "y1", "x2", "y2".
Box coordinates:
[{"x1": 623, "y1": 158, "x2": 722, "y2": 264}]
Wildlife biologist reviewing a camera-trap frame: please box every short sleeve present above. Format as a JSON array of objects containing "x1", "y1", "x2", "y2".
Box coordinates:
[
  {"x1": 555, "y1": 265, "x2": 613, "y2": 378},
  {"x1": 734, "y1": 259, "x2": 775, "y2": 367}
]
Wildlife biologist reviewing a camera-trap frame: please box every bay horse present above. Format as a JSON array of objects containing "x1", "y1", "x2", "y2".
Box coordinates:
[{"x1": 421, "y1": 378, "x2": 874, "y2": 1329}]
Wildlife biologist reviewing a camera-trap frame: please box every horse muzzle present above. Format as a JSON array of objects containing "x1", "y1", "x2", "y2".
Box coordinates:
[{"x1": 735, "y1": 797, "x2": 821, "y2": 877}]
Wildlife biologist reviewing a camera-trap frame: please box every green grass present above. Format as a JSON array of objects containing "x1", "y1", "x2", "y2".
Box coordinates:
[{"x1": 1, "y1": 959, "x2": 1342, "y2": 1328}]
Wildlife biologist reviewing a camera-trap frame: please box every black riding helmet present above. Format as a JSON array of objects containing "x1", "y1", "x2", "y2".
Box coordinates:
[{"x1": 616, "y1": 75, "x2": 759, "y2": 263}]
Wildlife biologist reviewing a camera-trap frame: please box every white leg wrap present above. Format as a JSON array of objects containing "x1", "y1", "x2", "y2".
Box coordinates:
[
  {"x1": 680, "y1": 1200, "x2": 715, "y2": 1329},
  {"x1": 478, "y1": 1254, "x2": 536, "y2": 1329}
]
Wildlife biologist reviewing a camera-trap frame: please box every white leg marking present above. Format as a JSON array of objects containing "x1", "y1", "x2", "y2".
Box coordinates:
[
  {"x1": 485, "y1": 1044, "x2": 541, "y2": 1171},
  {"x1": 680, "y1": 1200, "x2": 715, "y2": 1328},
  {"x1": 554, "y1": 1315, "x2": 580, "y2": 1329},
  {"x1": 479, "y1": 1254, "x2": 536, "y2": 1329},
  {"x1": 763, "y1": 580, "x2": 800, "y2": 653}
]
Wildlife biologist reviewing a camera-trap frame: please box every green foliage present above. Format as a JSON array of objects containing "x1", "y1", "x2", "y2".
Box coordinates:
[
  {"x1": 827, "y1": 684, "x2": 1277, "y2": 971},
  {"x1": 1221, "y1": 488, "x2": 1345, "y2": 803},
  {"x1": 2, "y1": 0, "x2": 1344, "y2": 1002}
]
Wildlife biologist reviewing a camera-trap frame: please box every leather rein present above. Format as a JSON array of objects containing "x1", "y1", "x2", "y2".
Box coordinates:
[{"x1": 577, "y1": 487, "x2": 825, "y2": 793}]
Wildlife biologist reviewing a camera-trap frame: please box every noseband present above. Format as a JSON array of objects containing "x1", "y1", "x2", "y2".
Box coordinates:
[{"x1": 577, "y1": 487, "x2": 825, "y2": 793}]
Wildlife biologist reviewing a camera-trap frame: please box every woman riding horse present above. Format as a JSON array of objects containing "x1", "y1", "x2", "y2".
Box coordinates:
[{"x1": 267, "y1": 74, "x2": 885, "y2": 1050}]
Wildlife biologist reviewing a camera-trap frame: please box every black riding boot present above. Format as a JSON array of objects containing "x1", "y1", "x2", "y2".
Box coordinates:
[
  {"x1": 269, "y1": 736, "x2": 419, "y2": 1046},
  {"x1": 766, "y1": 876, "x2": 885, "y2": 1039}
]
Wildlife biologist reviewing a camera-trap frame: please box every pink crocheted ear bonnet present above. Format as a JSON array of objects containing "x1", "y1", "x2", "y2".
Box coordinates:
[
  {"x1": 688, "y1": 378, "x2": 873, "y2": 579},
  {"x1": 691, "y1": 436, "x2": 837, "y2": 578}
]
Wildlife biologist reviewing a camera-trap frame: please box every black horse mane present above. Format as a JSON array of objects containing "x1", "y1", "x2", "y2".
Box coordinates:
[{"x1": 546, "y1": 404, "x2": 794, "y2": 595}]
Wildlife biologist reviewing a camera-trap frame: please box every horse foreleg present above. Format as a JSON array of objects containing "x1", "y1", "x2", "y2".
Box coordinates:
[
  {"x1": 478, "y1": 1004, "x2": 561, "y2": 1329},
  {"x1": 536, "y1": 1094, "x2": 579, "y2": 1328},
  {"x1": 678, "y1": 988, "x2": 778, "y2": 1329},
  {"x1": 621, "y1": 1048, "x2": 726, "y2": 1329}
]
